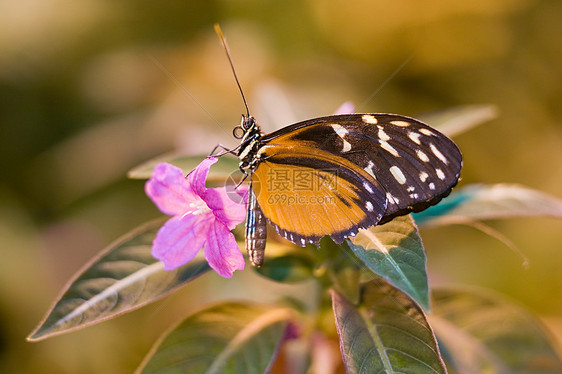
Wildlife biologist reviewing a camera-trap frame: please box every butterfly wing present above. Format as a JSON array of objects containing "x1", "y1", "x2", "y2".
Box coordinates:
[
  {"x1": 251, "y1": 148, "x2": 387, "y2": 246},
  {"x1": 253, "y1": 113, "x2": 462, "y2": 244}
]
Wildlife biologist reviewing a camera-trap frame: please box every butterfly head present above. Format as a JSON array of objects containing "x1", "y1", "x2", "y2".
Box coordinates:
[{"x1": 233, "y1": 115, "x2": 258, "y2": 139}]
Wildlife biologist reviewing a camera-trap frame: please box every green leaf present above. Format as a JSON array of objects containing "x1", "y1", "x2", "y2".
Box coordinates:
[
  {"x1": 127, "y1": 153, "x2": 241, "y2": 182},
  {"x1": 332, "y1": 279, "x2": 446, "y2": 374},
  {"x1": 137, "y1": 302, "x2": 292, "y2": 374},
  {"x1": 414, "y1": 183, "x2": 562, "y2": 227},
  {"x1": 329, "y1": 263, "x2": 361, "y2": 306},
  {"x1": 430, "y1": 286, "x2": 562, "y2": 374},
  {"x1": 27, "y1": 219, "x2": 211, "y2": 341},
  {"x1": 321, "y1": 237, "x2": 362, "y2": 305},
  {"x1": 418, "y1": 104, "x2": 498, "y2": 137},
  {"x1": 255, "y1": 252, "x2": 315, "y2": 283},
  {"x1": 347, "y1": 215, "x2": 430, "y2": 310},
  {"x1": 252, "y1": 241, "x2": 316, "y2": 283}
]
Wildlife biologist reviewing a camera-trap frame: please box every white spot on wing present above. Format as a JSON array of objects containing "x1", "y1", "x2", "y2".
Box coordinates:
[
  {"x1": 363, "y1": 182, "x2": 374, "y2": 194},
  {"x1": 331, "y1": 123, "x2": 348, "y2": 137},
  {"x1": 386, "y1": 192, "x2": 399, "y2": 204},
  {"x1": 409, "y1": 193, "x2": 419, "y2": 199},
  {"x1": 362, "y1": 114, "x2": 378, "y2": 124},
  {"x1": 389, "y1": 166, "x2": 406, "y2": 184},
  {"x1": 430, "y1": 143, "x2": 449, "y2": 164},
  {"x1": 378, "y1": 128, "x2": 390, "y2": 141},
  {"x1": 420, "y1": 128, "x2": 434, "y2": 136},
  {"x1": 416, "y1": 150, "x2": 430, "y2": 162},
  {"x1": 300, "y1": 238, "x2": 305, "y2": 246},
  {"x1": 419, "y1": 171, "x2": 429, "y2": 182},
  {"x1": 390, "y1": 120, "x2": 410, "y2": 127},
  {"x1": 407, "y1": 186, "x2": 415, "y2": 192},
  {"x1": 331, "y1": 123, "x2": 352, "y2": 153},
  {"x1": 436, "y1": 168, "x2": 446, "y2": 180},
  {"x1": 366, "y1": 201, "x2": 374, "y2": 212},
  {"x1": 429, "y1": 182, "x2": 435, "y2": 190},
  {"x1": 408, "y1": 131, "x2": 422, "y2": 145},
  {"x1": 364, "y1": 161, "x2": 376, "y2": 179},
  {"x1": 380, "y1": 140, "x2": 400, "y2": 157}
]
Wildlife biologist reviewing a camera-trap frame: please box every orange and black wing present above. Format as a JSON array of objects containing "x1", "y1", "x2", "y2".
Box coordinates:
[
  {"x1": 253, "y1": 113, "x2": 462, "y2": 245},
  {"x1": 251, "y1": 147, "x2": 387, "y2": 246}
]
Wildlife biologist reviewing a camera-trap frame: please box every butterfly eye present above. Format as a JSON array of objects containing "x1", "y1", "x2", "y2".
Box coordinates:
[
  {"x1": 242, "y1": 116, "x2": 255, "y2": 130},
  {"x1": 233, "y1": 126, "x2": 244, "y2": 139}
]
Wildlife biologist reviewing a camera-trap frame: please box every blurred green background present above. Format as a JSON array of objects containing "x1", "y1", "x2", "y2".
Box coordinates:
[{"x1": 1, "y1": 0, "x2": 561, "y2": 372}]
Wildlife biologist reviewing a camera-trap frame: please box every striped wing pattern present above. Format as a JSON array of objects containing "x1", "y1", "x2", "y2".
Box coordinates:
[{"x1": 251, "y1": 153, "x2": 387, "y2": 246}]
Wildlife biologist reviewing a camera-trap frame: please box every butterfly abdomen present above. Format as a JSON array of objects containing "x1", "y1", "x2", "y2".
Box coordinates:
[{"x1": 245, "y1": 185, "x2": 267, "y2": 267}]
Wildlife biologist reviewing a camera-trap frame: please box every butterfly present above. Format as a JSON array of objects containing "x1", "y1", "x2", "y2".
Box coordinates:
[
  {"x1": 213, "y1": 25, "x2": 462, "y2": 267},
  {"x1": 233, "y1": 113, "x2": 462, "y2": 266}
]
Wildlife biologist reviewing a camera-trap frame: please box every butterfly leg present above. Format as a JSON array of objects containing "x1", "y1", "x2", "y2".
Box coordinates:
[{"x1": 208, "y1": 143, "x2": 240, "y2": 157}]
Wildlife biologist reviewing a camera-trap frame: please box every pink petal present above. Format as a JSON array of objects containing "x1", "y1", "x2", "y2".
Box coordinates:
[
  {"x1": 187, "y1": 157, "x2": 217, "y2": 197},
  {"x1": 145, "y1": 163, "x2": 198, "y2": 216},
  {"x1": 152, "y1": 214, "x2": 211, "y2": 270},
  {"x1": 205, "y1": 185, "x2": 248, "y2": 230},
  {"x1": 204, "y1": 221, "x2": 245, "y2": 278},
  {"x1": 333, "y1": 101, "x2": 355, "y2": 115}
]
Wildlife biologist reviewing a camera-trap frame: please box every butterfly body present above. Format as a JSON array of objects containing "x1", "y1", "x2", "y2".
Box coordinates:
[{"x1": 235, "y1": 113, "x2": 462, "y2": 267}]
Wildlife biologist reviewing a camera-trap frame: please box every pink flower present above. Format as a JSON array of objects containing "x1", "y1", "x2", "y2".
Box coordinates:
[{"x1": 145, "y1": 158, "x2": 247, "y2": 278}]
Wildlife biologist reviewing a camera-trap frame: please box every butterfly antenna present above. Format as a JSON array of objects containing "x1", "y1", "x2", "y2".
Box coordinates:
[{"x1": 214, "y1": 24, "x2": 251, "y2": 118}]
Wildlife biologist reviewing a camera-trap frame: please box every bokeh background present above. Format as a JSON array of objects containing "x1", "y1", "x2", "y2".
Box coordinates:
[{"x1": 1, "y1": 0, "x2": 561, "y2": 372}]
